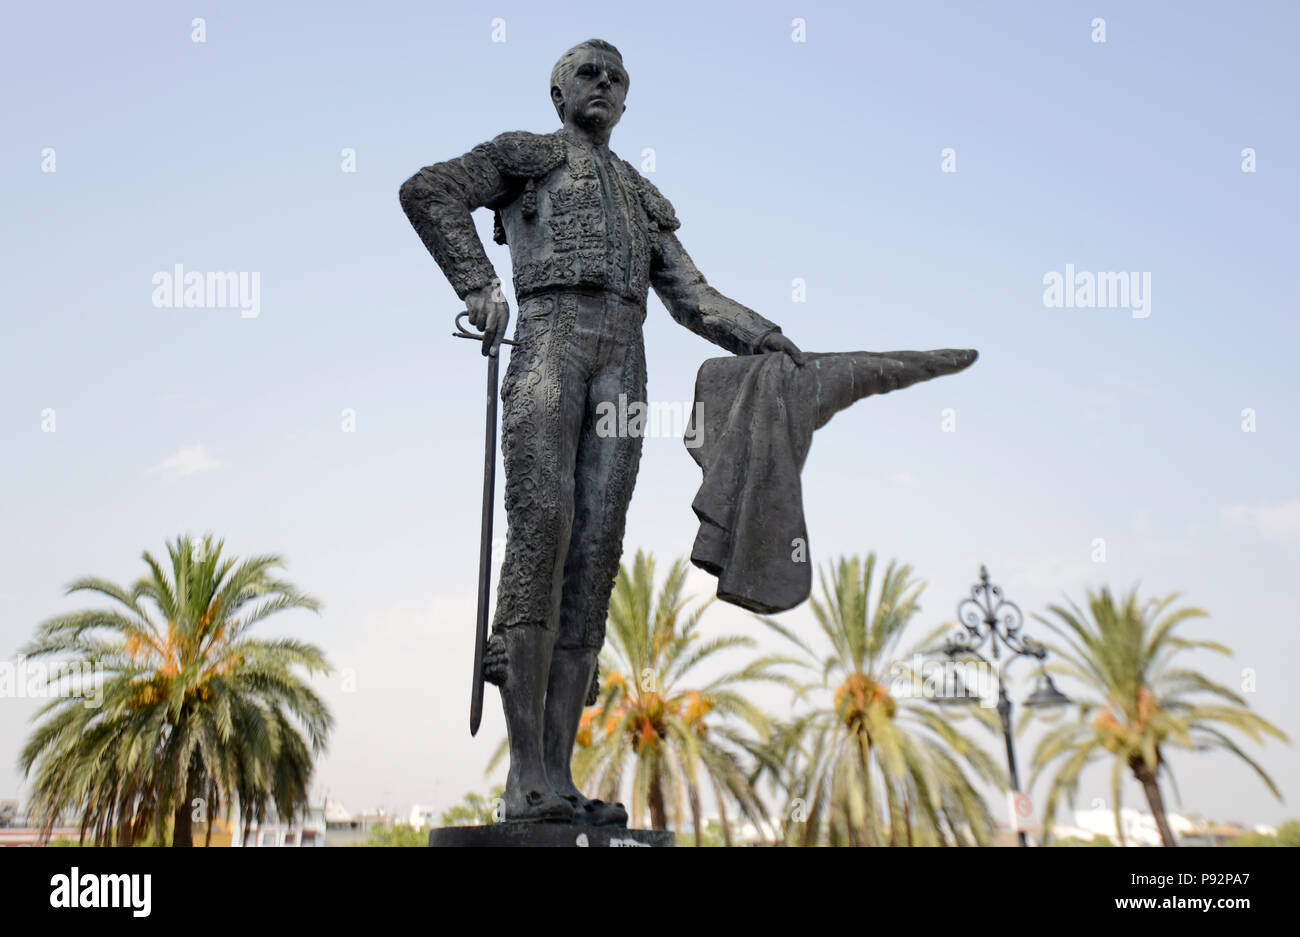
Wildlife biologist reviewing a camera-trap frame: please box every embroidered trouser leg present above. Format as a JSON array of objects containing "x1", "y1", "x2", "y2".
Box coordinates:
[{"x1": 493, "y1": 290, "x2": 647, "y2": 650}]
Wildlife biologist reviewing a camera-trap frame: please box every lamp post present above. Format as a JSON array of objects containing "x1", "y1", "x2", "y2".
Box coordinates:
[{"x1": 936, "y1": 566, "x2": 1069, "y2": 846}]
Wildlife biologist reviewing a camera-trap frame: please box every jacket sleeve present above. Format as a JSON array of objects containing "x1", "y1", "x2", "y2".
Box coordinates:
[
  {"x1": 399, "y1": 141, "x2": 519, "y2": 300},
  {"x1": 650, "y1": 229, "x2": 783, "y2": 356}
]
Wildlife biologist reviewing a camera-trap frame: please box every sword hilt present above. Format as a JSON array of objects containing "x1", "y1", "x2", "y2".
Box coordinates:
[{"x1": 453, "y1": 311, "x2": 516, "y2": 351}]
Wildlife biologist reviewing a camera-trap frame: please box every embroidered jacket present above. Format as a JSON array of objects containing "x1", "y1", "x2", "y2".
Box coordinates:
[{"x1": 399, "y1": 128, "x2": 781, "y2": 356}]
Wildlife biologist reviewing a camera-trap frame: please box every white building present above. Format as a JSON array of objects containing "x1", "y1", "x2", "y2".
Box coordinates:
[
  {"x1": 408, "y1": 805, "x2": 440, "y2": 830},
  {"x1": 231, "y1": 803, "x2": 327, "y2": 847},
  {"x1": 1053, "y1": 807, "x2": 1221, "y2": 846}
]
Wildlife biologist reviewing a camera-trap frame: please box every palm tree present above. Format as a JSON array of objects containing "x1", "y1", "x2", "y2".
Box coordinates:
[
  {"x1": 570, "y1": 550, "x2": 792, "y2": 845},
  {"x1": 1028, "y1": 586, "x2": 1288, "y2": 846},
  {"x1": 753, "y1": 554, "x2": 1002, "y2": 845},
  {"x1": 19, "y1": 534, "x2": 333, "y2": 846}
]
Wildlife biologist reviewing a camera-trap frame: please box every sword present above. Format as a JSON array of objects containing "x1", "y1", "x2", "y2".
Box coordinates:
[{"x1": 452, "y1": 312, "x2": 515, "y2": 736}]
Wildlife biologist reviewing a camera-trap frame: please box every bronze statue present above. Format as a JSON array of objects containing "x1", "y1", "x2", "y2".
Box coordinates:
[{"x1": 401, "y1": 38, "x2": 975, "y2": 830}]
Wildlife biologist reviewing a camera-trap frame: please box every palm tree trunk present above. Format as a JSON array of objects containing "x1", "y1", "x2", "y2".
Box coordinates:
[
  {"x1": 117, "y1": 810, "x2": 134, "y2": 846},
  {"x1": 116, "y1": 783, "x2": 138, "y2": 846},
  {"x1": 1133, "y1": 760, "x2": 1178, "y2": 847},
  {"x1": 172, "y1": 795, "x2": 193, "y2": 846},
  {"x1": 802, "y1": 777, "x2": 824, "y2": 847},
  {"x1": 648, "y1": 772, "x2": 668, "y2": 830},
  {"x1": 133, "y1": 813, "x2": 149, "y2": 845},
  {"x1": 171, "y1": 759, "x2": 198, "y2": 847},
  {"x1": 202, "y1": 784, "x2": 216, "y2": 847},
  {"x1": 857, "y1": 733, "x2": 878, "y2": 846}
]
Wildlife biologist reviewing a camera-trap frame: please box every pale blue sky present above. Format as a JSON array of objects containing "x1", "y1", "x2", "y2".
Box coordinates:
[{"x1": 2, "y1": 1, "x2": 1297, "y2": 829}]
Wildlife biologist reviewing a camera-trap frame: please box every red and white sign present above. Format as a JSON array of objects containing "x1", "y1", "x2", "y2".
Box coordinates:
[{"x1": 1007, "y1": 791, "x2": 1035, "y2": 832}]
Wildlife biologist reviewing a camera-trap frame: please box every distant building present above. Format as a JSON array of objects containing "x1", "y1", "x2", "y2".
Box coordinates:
[
  {"x1": 1179, "y1": 822, "x2": 1264, "y2": 847},
  {"x1": 0, "y1": 825, "x2": 84, "y2": 847},
  {"x1": 231, "y1": 803, "x2": 327, "y2": 847},
  {"x1": 0, "y1": 802, "x2": 83, "y2": 846},
  {"x1": 320, "y1": 801, "x2": 394, "y2": 846},
  {"x1": 1051, "y1": 808, "x2": 1262, "y2": 846},
  {"x1": 408, "y1": 805, "x2": 440, "y2": 831}
]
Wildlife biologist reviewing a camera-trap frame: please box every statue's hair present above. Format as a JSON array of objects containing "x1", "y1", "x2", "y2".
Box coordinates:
[{"x1": 550, "y1": 39, "x2": 626, "y2": 122}]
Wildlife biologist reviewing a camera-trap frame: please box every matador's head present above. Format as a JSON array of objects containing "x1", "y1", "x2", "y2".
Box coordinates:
[{"x1": 550, "y1": 39, "x2": 628, "y2": 134}]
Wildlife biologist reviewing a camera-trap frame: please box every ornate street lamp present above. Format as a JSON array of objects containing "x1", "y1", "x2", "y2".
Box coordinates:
[{"x1": 934, "y1": 565, "x2": 1070, "y2": 846}]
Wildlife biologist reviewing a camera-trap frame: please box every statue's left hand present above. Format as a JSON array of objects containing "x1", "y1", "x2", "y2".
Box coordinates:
[{"x1": 759, "y1": 332, "x2": 807, "y2": 366}]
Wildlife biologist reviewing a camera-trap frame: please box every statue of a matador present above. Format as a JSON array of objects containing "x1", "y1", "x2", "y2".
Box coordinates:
[{"x1": 400, "y1": 38, "x2": 975, "y2": 825}]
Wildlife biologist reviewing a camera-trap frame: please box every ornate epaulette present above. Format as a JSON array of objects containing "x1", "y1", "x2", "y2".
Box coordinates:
[
  {"x1": 619, "y1": 160, "x2": 681, "y2": 233},
  {"x1": 483, "y1": 131, "x2": 566, "y2": 233},
  {"x1": 483, "y1": 131, "x2": 567, "y2": 180}
]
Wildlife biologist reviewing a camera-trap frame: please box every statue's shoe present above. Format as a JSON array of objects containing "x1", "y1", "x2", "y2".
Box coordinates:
[
  {"x1": 500, "y1": 789, "x2": 575, "y2": 824},
  {"x1": 561, "y1": 794, "x2": 628, "y2": 827}
]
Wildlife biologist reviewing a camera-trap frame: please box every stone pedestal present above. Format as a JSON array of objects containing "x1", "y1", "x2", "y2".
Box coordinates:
[{"x1": 428, "y1": 825, "x2": 674, "y2": 847}]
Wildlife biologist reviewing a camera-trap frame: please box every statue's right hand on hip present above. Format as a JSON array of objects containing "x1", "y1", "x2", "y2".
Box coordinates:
[{"x1": 466, "y1": 281, "x2": 511, "y2": 355}]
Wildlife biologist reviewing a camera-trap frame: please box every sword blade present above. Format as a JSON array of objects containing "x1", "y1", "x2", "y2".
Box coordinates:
[{"x1": 469, "y1": 346, "x2": 500, "y2": 736}]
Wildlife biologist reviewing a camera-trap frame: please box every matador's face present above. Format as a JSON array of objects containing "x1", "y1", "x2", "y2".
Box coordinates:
[{"x1": 555, "y1": 49, "x2": 628, "y2": 133}]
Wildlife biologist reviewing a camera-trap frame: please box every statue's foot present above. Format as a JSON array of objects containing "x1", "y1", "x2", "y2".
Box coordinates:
[
  {"x1": 500, "y1": 787, "x2": 574, "y2": 824},
  {"x1": 560, "y1": 793, "x2": 628, "y2": 827}
]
